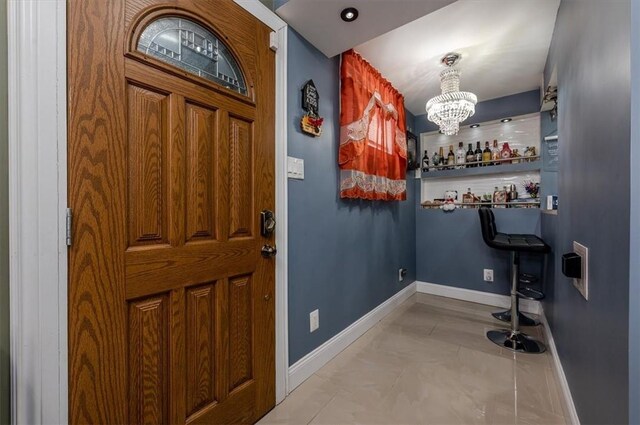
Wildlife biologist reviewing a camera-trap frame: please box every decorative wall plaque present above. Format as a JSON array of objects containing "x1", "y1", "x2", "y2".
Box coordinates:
[{"x1": 300, "y1": 80, "x2": 323, "y2": 137}]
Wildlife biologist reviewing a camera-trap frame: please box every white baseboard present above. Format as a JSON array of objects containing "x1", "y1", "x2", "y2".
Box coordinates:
[
  {"x1": 287, "y1": 282, "x2": 417, "y2": 392},
  {"x1": 540, "y1": 312, "x2": 580, "y2": 425},
  {"x1": 415, "y1": 281, "x2": 542, "y2": 315}
]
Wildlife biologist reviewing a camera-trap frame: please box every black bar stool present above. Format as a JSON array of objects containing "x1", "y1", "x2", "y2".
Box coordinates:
[{"x1": 478, "y1": 208, "x2": 550, "y2": 353}]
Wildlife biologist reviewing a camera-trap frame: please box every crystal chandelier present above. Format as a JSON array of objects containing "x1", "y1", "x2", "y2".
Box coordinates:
[{"x1": 426, "y1": 53, "x2": 477, "y2": 136}]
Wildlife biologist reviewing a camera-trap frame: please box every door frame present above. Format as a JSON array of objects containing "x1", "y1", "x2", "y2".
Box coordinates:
[{"x1": 7, "y1": 1, "x2": 289, "y2": 423}]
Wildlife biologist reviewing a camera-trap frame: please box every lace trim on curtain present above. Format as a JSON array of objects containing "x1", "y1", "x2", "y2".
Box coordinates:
[{"x1": 340, "y1": 169, "x2": 406, "y2": 196}]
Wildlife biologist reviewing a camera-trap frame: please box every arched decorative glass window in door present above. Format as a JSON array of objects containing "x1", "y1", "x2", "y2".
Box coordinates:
[{"x1": 137, "y1": 16, "x2": 248, "y2": 95}]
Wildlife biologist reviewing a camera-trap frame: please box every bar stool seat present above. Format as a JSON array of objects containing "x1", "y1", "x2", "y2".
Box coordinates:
[{"x1": 478, "y1": 208, "x2": 550, "y2": 353}]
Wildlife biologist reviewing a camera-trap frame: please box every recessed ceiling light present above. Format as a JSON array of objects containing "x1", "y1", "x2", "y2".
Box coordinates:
[
  {"x1": 501, "y1": 118, "x2": 512, "y2": 123},
  {"x1": 341, "y1": 7, "x2": 359, "y2": 22},
  {"x1": 470, "y1": 124, "x2": 480, "y2": 128}
]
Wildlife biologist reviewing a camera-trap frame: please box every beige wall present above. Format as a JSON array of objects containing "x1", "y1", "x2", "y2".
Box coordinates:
[{"x1": 0, "y1": 0, "x2": 9, "y2": 423}]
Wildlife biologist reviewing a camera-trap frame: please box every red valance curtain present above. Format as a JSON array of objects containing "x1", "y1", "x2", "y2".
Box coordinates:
[{"x1": 339, "y1": 50, "x2": 407, "y2": 201}]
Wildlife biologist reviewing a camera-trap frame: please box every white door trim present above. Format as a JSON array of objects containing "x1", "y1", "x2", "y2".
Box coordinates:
[
  {"x1": 8, "y1": 0, "x2": 68, "y2": 423},
  {"x1": 7, "y1": 1, "x2": 288, "y2": 423}
]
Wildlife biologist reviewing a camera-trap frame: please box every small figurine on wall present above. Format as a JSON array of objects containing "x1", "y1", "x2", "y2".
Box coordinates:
[{"x1": 300, "y1": 80, "x2": 324, "y2": 137}]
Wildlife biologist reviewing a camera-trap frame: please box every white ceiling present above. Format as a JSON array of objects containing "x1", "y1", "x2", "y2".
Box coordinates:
[
  {"x1": 275, "y1": 0, "x2": 457, "y2": 58},
  {"x1": 354, "y1": 0, "x2": 560, "y2": 115}
]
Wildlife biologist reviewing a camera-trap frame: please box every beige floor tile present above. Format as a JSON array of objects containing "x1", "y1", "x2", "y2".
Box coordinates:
[
  {"x1": 263, "y1": 294, "x2": 568, "y2": 425},
  {"x1": 258, "y1": 375, "x2": 341, "y2": 425}
]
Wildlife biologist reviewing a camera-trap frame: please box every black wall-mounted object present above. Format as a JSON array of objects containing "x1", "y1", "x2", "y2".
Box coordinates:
[
  {"x1": 301, "y1": 80, "x2": 319, "y2": 116},
  {"x1": 562, "y1": 253, "x2": 582, "y2": 279}
]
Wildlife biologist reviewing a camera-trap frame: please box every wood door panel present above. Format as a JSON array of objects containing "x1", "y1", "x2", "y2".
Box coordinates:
[
  {"x1": 127, "y1": 83, "x2": 170, "y2": 247},
  {"x1": 229, "y1": 117, "x2": 254, "y2": 239},
  {"x1": 129, "y1": 296, "x2": 169, "y2": 425},
  {"x1": 229, "y1": 274, "x2": 253, "y2": 391},
  {"x1": 69, "y1": 1, "x2": 275, "y2": 423},
  {"x1": 126, "y1": 60, "x2": 257, "y2": 121},
  {"x1": 185, "y1": 103, "x2": 218, "y2": 242},
  {"x1": 125, "y1": 240, "x2": 257, "y2": 299},
  {"x1": 185, "y1": 284, "x2": 217, "y2": 416},
  {"x1": 186, "y1": 382, "x2": 255, "y2": 425}
]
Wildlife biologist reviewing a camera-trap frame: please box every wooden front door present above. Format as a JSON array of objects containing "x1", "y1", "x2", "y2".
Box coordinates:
[{"x1": 67, "y1": 1, "x2": 276, "y2": 423}]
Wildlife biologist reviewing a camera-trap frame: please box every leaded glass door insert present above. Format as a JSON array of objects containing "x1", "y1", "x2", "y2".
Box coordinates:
[{"x1": 137, "y1": 16, "x2": 248, "y2": 95}]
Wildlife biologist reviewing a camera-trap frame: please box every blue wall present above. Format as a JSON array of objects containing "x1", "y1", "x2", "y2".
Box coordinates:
[
  {"x1": 287, "y1": 28, "x2": 417, "y2": 365},
  {"x1": 414, "y1": 90, "x2": 544, "y2": 295},
  {"x1": 416, "y1": 209, "x2": 542, "y2": 295},
  {"x1": 413, "y1": 89, "x2": 541, "y2": 135},
  {"x1": 542, "y1": 1, "x2": 631, "y2": 423},
  {"x1": 630, "y1": 0, "x2": 640, "y2": 422}
]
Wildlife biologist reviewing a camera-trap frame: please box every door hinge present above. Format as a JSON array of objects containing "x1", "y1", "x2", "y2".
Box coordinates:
[
  {"x1": 66, "y1": 208, "x2": 73, "y2": 247},
  {"x1": 269, "y1": 31, "x2": 278, "y2": 52}
]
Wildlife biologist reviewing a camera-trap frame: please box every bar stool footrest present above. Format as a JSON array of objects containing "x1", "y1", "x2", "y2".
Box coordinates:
[
  {"x1": 517, "y1": 287, "x2": 545, "y2": 301},
  {"x1": 492, "y1": 310, "x2": 540, "y2": 326},
  {"x1": 487, "y1": 329, "x2": 546, "y2": 353}
]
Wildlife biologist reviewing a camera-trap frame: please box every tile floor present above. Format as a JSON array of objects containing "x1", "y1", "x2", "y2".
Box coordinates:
[{"x1": 259, "y1": 293, "x2": 569, "y2": 425}]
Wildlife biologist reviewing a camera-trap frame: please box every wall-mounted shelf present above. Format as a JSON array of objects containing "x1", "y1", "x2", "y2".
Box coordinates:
[
  {"x1": 421, "y1": 200, "x2": 541, "y2": 209},
  {"x1": 421, "y1": 159, "x2": 541, "y2": 180}
]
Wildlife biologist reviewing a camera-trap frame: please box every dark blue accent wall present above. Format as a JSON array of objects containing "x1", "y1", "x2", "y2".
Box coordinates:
[
  {"x1": 413, "y1": 90, "x2": 541, "y2": 135},
  {"x1": 287, "y1": 28, "x2": 417, "y2": 365},
  {"x1": 416, "y1": 209, "x2": 542, "y2": 295},
  {"x1": 414, "y1": 90, "x2": 544, "y2": 294},
  {"x1": 542, "y1": 1, "x2": 631, "y2": 423},
  {"x1": 630, "y1": 0, "x2": 640, "y2": 422}
]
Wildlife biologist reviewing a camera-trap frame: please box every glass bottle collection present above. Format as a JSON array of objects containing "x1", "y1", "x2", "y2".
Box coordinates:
[{"x1": 421, "y1": 140, "x2": 537, "y2": 173}]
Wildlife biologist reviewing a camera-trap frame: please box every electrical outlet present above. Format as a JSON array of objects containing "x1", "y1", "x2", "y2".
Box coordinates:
[
  {"x1": 398, "y1": 268, "x2": 407, "y2": 282},
  {"x1": 573, "y1": 241, "x2": 589, "y2": 300},
  {"x1": 309, "y1": 309, "x2": 319, "y2": 333},
  {"x1": 483, "y1": 269, "x2": 494, "y2": 282}
]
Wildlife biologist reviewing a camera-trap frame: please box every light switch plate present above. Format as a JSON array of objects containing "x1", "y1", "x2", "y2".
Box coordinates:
[
  {"x1": 287, "y1": 156, "x2": 304, "y2": 180},
  {"x1": 309, "y1": 309, "x2": 319, "y2": 333},
  {"x1": 573, "y1": 241, "x2": 589, "y2": 300}
]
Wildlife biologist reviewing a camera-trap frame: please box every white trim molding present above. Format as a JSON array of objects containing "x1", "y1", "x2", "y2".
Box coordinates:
[
  {"x1": 540, "y1": 313, "x2": 581, "y2": 425},
  {"x1": 234, "y1": 0, "x2": 286, "y2": 31},
  {"x1": 8, "y1": 0, "x2": 68, "y2": 423},
  {"x1": 416, "y1": 281, "x2": 542, "y2": 315},
  {"x1": 288, "y1": 282, "x2": 417, "y2": 392}
]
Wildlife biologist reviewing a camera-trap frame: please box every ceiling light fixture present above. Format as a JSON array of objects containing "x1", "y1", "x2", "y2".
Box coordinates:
[
  {"x1": 501, "y1": 118, "x2": 512, "y2": 123},
  {"x1": 470, "y1": 124, "x2": 480, "y2": 128},
  {"x1": 340, "y1": 7, "x2": 359, "y2": 22},
  {"x1": 426, "y1": 53, "x2": 477, "y2": 136}
]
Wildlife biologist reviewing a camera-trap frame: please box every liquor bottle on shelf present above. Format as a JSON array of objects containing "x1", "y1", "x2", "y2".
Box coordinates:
[
  {"x1": 456, "y1": 142, "x2": 466, "y2": 169},
  {"x1": 511, "y1": 149, "x2": 520, "y2": 164},
  {"x1": 466, "y1": 143, "x2": 475, "y2": 167},
  {"x1": 447, "y1": 145, "x2": 455, "y2": 169},
  {"x1": 491, "y1": 139, "x2": 501, "y2": 165},
  {"x1": 431, "y1": 149, "x2": 441, "y2": 169},
  {"x1": 474, "y1": 141, "x2": 482, "y2": 165},
  {"x1": 482, "y1": 141, "x2": 492, "y2": 166},
  {"x1": 438, "y1": 147, "x2": 445, "y2": 168},
  {"x1": 493, "y1": 186, "x2": 507, "y2": 207},
  {"x1": 500, "y1": 142, "x2": 512, "y2": 162},
  {"x1": 421, "y1": 150, "x2": 429, "y2": 173}
]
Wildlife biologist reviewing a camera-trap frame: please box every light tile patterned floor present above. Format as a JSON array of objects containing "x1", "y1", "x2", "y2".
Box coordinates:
[{"x1": 259, "y1": 293, "x2": 569, "y2": 425}]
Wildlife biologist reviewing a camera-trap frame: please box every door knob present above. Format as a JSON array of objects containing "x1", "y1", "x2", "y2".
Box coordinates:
[{"x1": 261, "y1": 244, "x2": 277, "y2": 258}]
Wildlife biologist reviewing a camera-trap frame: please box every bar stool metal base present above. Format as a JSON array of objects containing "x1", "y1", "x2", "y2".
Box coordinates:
[
  {"x1": 487, "y1": 329, "x2": 546, "y2": 353},
  {"x1": 492, "y1": 310, "x2": 539, "y2": 326}
]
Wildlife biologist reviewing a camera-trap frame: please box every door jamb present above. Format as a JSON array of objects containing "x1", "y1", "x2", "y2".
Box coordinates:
[{"x1": 7, "y1": 1, "x2": 288, "y2": 423}]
